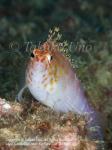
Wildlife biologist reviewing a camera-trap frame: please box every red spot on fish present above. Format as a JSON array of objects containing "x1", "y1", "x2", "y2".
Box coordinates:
[{"x1": 40, "y1": 57, "x2": 45, "y2": 62}]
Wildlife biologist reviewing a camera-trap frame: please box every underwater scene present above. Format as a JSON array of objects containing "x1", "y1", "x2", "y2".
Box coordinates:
[{"x1": 0, "y1": 0, "x2": 112, "y2": 150}]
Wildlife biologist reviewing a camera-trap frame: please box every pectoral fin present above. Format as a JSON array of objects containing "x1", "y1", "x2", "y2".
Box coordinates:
[{"x1": 15, "y1": 85, "x2": 27, "y2": 102}]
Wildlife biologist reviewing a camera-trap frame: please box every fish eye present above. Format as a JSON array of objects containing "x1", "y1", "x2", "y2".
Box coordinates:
[
  {"x1": 47, "y1": 54, "x2": 53, "y2": 62},
  {"x1": 50, "y1": 55, "x2": 53, "y2": 61},
  {"x1": 31, "y1": 53, "x2": 34, "y2": 58}
]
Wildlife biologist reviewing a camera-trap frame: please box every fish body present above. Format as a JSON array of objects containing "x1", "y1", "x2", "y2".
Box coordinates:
[
  {"x1": 26, "y1": 42, "x2": 91, "y2": 114},
  {"x1": 17, "y1": 41, "x2": 104, "y2": 147}
]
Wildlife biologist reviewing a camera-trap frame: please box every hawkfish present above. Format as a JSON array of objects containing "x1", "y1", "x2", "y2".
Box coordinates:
[{"x1": 17, "y1": 41, "x2": 104, "y2": 149}]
